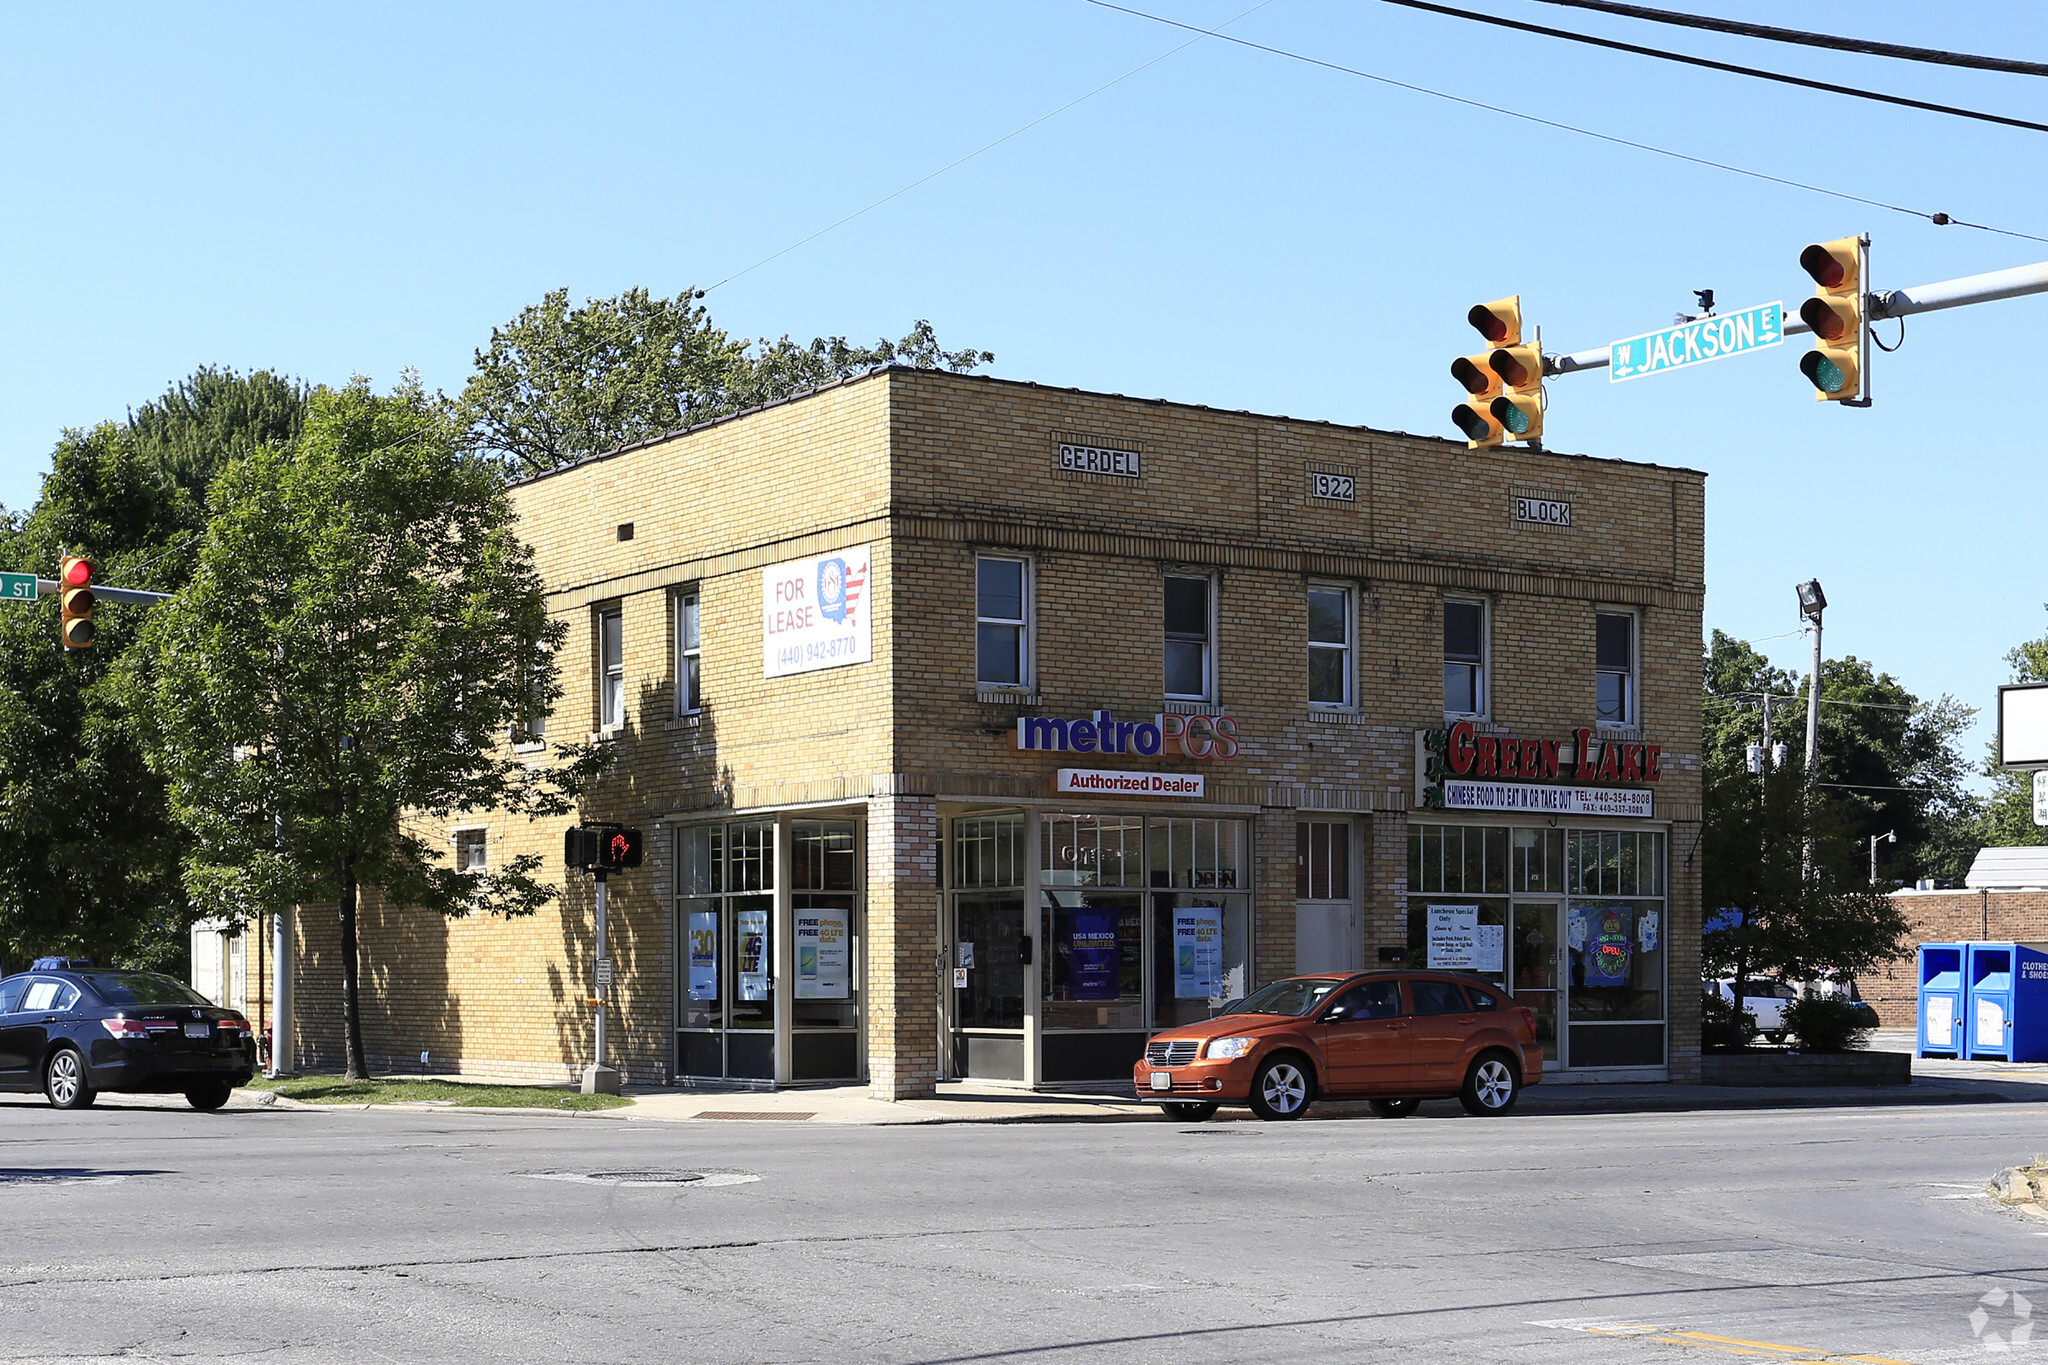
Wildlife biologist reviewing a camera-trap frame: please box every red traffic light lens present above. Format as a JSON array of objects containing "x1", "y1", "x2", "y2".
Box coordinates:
[{"x1": 63, "y1": 558, "x2": 93, "y2": 587}]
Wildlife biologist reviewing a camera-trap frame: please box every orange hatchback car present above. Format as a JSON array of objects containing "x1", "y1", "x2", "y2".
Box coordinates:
[{"x1": 1132, "y1": 971, "x2": 1543, "y2": 1121}]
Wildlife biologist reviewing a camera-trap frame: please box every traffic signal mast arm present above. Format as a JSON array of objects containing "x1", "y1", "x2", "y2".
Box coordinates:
[
  {"x1": 1544, "y1": 256, "x2": 2048, "y2": 377},
  {"x1": 34, "y1": 580, "x2": 171, "y2": 606}
]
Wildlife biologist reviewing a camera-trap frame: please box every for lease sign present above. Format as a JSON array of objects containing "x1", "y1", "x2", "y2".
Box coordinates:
[{"x1": 762, "y1": 546, "x2": 871, "y2": 678}]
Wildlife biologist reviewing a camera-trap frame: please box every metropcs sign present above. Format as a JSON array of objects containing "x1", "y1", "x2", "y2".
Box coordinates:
[{"x1": 1016, "y1": 709, "x2": 1239, "y2": 759}]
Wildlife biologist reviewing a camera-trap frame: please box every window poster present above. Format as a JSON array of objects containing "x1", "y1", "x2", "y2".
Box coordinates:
[
  {"x1": 687, "y1": 911, "x2": 719, "y2": 1001},
  {"x1": 1638, "y1": 909, "x2": 1660, "y2": 953},
  {"x1": 1475, "y1": 923, "x2": 1505, "y2": 975},
  {"x1": 1070, "y1": 910, "x2": 1119, "y2": 1001},
  {"x1": 1173, "y1": 908, "x2": 1225, "y2": 999},
  {"x1": 796, "y1": 906, "x2": 850, "y2": 1000},
  {"x1": 1427, "y1": 905, "x2": 1480, "y2": 969},
  {"x1": 1572, "y1": 904, "x2": 1634, "y2": 987},
  {"x1": 737, "y1": 908, "x2": 770, "y2": 1001}
]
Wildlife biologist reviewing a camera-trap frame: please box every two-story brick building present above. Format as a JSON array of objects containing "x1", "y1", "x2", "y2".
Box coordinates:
[{"x1": 257, "y1": 366, "x2": 1707, "y2": 1096}]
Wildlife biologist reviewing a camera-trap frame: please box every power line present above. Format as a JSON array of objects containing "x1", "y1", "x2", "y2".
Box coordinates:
[
  {"x1": 1366, "y1": 0, "x2": 2048, "y2": 134},
  {"x1": 1526, "y1": 0, "x2": 2048, "y2": 79},
  {"x1": 1083, "y1": 0, "x2": 2048, "y2": 244}
]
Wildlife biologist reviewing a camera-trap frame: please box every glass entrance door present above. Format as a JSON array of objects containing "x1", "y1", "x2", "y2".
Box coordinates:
[
  {"x1": 677, "y1": 822, "x2": 777, "y2": 1081},
  {"x1": 948, "y1": 813, "x2": 1029, "y2": 1081},
  {"x1": 1510, "y1": 902, "x2": 1561, "y2": 1065}
]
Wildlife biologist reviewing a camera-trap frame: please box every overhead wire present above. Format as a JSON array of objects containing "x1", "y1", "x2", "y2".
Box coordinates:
[
  {"x1": 1082, "y1": 0, "x2": 2048, "y2": 245},
  {"x1": 1365, "y1": 0, "x2": 2048, "y2": 131},
  {"x1": 1524, "y1": 0, "x2": 2048, "y2": 79}
]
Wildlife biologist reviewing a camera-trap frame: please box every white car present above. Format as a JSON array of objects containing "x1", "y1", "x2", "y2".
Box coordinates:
[{"x1": 1709, "y1": 979, "x2": 1798, "y2": 1043}]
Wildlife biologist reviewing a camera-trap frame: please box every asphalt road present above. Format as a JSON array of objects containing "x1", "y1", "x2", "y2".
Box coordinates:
[{"x1": 2, "y1": 1093, "x2": 2044, "y2": 1364}]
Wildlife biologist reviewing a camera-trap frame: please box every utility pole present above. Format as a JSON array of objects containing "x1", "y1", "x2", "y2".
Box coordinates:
[
  {"x1": 585, "y1": 867, "x2": 619, "y2": 1096},
  {"x1": 1797, "y1": 580, "x2": 1827, "y2": 779}
]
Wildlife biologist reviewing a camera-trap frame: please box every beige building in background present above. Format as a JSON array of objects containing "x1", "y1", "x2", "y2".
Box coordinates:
[{"x1": 246, "y1": 366, "x2": 1707, "y2": 1096}]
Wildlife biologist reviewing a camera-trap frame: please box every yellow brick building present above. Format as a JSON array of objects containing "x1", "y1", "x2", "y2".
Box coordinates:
[{"x1": 254, "y1": 366, "x2": 1707, "y2": 1096}]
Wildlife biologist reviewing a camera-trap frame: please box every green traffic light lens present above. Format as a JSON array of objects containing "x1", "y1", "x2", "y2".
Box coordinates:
[
  {"x1": 1499, "y1": 404, "x2": 1531, "y2": 435},
  {"x1": 1800, "y1": 350, "x2": 1845, "y2": 394}
]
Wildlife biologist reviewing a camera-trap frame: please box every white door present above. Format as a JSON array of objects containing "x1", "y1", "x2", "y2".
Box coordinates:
[{"x1": 1295, "y1": 902, "x2": 1363, "y2": 975}]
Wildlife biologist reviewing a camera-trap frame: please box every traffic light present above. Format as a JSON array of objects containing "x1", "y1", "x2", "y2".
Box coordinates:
[
  {"x1": 1450, "y1": 351, "x2": 1505, "y2": 449},
  {"x1": 564, "y1": 826, "x2": 601, "y2": 870},
  {"x1": 1797, "y1": 235, "x2": 1866, "y2": 403},
  {"x1": 599, "y1": 827, "x2": 644, "y2": 870},
  {"x1": 1451, "y1": 296, "x2": 1542, "y2": 448},
  {"x1": 58, "y1": 556, "x2": 94, "y2": 649}
]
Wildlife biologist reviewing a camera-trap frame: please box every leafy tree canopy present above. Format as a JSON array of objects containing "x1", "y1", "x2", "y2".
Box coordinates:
[
  {"x1": 128, "y1": 376, "x2": 608, "y2": 1075},
  {"x1": 0, "y1": 369, "x2": 308, "y2": 972},
  {"x1": 458, "y1": 286, "x2": 993, "y2": 475}
]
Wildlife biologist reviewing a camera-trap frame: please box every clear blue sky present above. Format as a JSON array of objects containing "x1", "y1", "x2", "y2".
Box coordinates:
[{"x1": 1, "y1": 2, "x2": 2041, "y2": 777}]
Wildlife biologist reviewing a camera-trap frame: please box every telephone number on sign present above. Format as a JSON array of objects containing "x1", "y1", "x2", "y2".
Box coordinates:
[{"x1": 1310, "y1": 473, "x2": 1355, "y2": 502}]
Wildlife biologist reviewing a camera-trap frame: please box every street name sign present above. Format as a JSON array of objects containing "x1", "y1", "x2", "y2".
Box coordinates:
[
  {"x1": 1609, "y1": 302, "x2": 1784, "y2": 382},
  {"x1": 0, "y1": 573, "x2": 37, "y2": 600}
]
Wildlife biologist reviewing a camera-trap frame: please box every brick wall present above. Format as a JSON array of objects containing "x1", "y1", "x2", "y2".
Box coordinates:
[
  {"x1": 295, "y1": 367, "x2": 1705, "y2": 1087},
  {"x1": 1858, "y1": 889, "x2": 2048, "y2": 1028}
]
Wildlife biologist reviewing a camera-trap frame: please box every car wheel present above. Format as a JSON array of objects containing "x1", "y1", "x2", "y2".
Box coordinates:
[
  {"x1": 1458, "y1": 1052, "x2": 1520, "y2": 1116},
  {"x1": 1764, "y1": 1030, "x2": 1786, "y2": 1045},
  {"x1": 185, "y1": 1081, "x2": 234, "y2": 1112},
  {"x1": 44, "y1": 1048, "x2": 95, "y2": 1110},
  {"x1": 1369, "y1": 1098, "x2": 1420, "y2": 1118},
  {"x1": 1247, "y1": 1055, "x2": 1313, "y2": 1121},
  {"x1": 1161, "y1": 1101, "x2": 1219, "y2": 1121}
]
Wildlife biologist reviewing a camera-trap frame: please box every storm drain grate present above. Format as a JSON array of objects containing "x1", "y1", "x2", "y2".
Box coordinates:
[
  {"x1": 693, "y1": 1110, "x2": 815, "y2": 1121},
  {"x1": 521, "y1": 1169, "x2": 760, "y2": 1188}
]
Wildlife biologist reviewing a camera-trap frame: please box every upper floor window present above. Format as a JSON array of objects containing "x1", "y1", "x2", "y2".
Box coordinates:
[
  {"x1": 455, "y1": 828, "x2": 487, "y2": 873},
  {"x1": 1307, "y1": 585, "x2": 1353, "y2": 707},
  {"x1": 1444, "y1": 598, "x2": 1487, "y2": 717},
  {"x1": 597, "y1": 605, "x2": 624, "y2": 730},
  {"x1": 976, "y1": 556, "x2": 1029, "y2": 687},
  {"x1": 1596, "y1": 610, "x2": 1636, "y2": 726},
  {"x1": 676, "y1": 591, "x2": 702, "y2": 715},
  {"x1": 1163, "y1": 575, "x2": 1213, "y2": 701},
  {"x1": 515, "y1": 643, "x2": 548, "y2": 747}
]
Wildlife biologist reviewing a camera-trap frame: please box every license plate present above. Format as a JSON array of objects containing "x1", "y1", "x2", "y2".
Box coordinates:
[
  {"x1": 1151, "y1": 1071, "x2": 1173, "y2": 1091},
  {"x1": 184, "y1": 1023, "x2": 211, "y2": 1039}
]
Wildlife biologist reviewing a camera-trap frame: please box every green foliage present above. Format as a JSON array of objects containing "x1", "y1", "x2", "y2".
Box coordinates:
[
  {"x1": 1781, "y1": 996, "x2": 1873, "y2": 1054},
  {"x1": 458, "y1": 287, "x2": 993, "y2": 475},
  {"x1": 127, "y1": 376, "x2": 611, "y2": 1074},
  {"x1": 1700, "y1": 987, "x2": 1758, "y2": 1052},
  {"x1": 1702, "y1": 629, "x2": 1981, "y2": 884},
  {"x1": 1701, "y1": 758, "x2": 1910, "y2": 994},
  {"x1": 0, "y1": 370, "x2": 310, "y2": 974}
]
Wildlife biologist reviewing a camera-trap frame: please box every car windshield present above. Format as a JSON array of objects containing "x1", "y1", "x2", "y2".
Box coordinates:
[
  {"x1": 1224, "y1": 979, "x2": 1340, "y2": 1017},
  {"x1": 82, "y1": 973, "x2": 215, "y2": 1007}
]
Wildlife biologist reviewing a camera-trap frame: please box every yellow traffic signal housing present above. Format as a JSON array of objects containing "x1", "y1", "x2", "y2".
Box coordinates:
[
  {"x1": 1467, "y1": 296, "x2": 1523, "y2": 347},
  {"x1": 1797, "y1": 235, "x2": 1866, "y2": 402},
  {"x1": 1488, "y1": 341, "x2": 1544, "y2": 443},
  {"x1": 1451, "y1": 351, "x2": 1506, "y2": 449},
  {"x1": 58, "y1": 555, "x2": 94, "y2": 650}
]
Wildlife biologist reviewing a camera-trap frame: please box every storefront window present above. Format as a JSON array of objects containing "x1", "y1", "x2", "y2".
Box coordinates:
[
  {"x1": 1042, "y1": 814, "x2": 1146, "y2": 888},
  {"x1": 1150, "y1": 893, "x2": 1250, "y2": 1028},
  {"x1": 1569, "y1": 830, "x2": 1665, "y2": 898},
  {"x1": 1042, "y1": 890, "x2": 1143, "y2": 1029},
  {"x1": 791, "y1": 821, "x2": 859, "y2": 1032},
  {"x1": 954, "y1": 814, "x2": 1025, "y2": 889},
  {"x1": 1409, "y1": 824, "x2": 1508, "y2": 895},
  {"x1": 1149, "y1": 817, "x2": 1243, "y2": 889},
  {"x1": 1566, "y1": 900, "x2": 1664, "y2": 1022}
]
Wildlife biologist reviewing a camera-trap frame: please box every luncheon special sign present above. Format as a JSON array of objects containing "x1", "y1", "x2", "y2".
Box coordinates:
[{"x1": 763, "y1": 546, "x2": 871, "y2": 678}]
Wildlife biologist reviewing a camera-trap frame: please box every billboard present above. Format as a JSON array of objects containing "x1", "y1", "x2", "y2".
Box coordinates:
[{"x1": 2000, "y1": 683, "x2": 2048, "y2": 770}]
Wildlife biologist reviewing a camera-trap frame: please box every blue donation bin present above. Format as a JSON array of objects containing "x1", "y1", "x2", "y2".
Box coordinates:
[
  {"x1": 1916, "y1": 943, "x2": 1965, "y2": 1058},
  {"x1": 1966, "y1": 941, "x2": 2048, "y2": 1063}
]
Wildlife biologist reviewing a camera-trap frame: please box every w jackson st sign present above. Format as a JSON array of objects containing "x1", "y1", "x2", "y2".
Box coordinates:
[{"x1": 1418, "y1": 720, "x2": 1658, "y2": 818}]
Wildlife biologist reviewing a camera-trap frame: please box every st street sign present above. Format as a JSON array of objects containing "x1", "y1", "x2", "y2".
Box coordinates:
[
  {"x1": 0, "y1": 573, "x2": 37, "y2": 600},
  {"x1": 1609, "y1": 302, "x2": 1784, "y2": 382}
]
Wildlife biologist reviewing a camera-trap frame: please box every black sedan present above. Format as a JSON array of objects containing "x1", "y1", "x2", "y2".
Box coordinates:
[{"x1": 0, "y1": 960, "x2": 256, "y2": 1110}]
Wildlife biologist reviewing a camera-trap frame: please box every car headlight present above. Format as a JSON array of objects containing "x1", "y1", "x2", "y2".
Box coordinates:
[{"x1": 1205, "y1": 1036, "x2": 1257, "y2": 1060}]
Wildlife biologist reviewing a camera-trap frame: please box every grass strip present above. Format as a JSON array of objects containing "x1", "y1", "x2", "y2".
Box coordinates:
[{"x1": 245, "y1": 1074, "x2": 632, "y2": 1111}]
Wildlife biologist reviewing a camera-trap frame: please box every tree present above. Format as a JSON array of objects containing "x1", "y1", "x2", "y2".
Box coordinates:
[
  {"x1": 128, "y1": 377, "x2": 607, "y2": 1078},
  {"x1": 458, "y1": 287, "x2": 993, "y2": 475},
  {"x1": 1982, "y1": 607, "x2": 2048, "y2": 848},
  {"x1": 1701, "y1": 629, "x2": 1980, "y2": 884},
  {"x1": 1700, "y1": 759, "x2": 1909, "y2": 1008},
  {"x1": 0, "y1": 369, "x2": 309, "y2": 972}
]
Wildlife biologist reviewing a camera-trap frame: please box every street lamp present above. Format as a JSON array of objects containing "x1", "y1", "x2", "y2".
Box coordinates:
[
  {"x1": 1796, "y1": 579, "x2": 1826, "y2": 776},
  {"x1": 1870, "y1": 830, "x2": 1896, "y2": 886}
]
